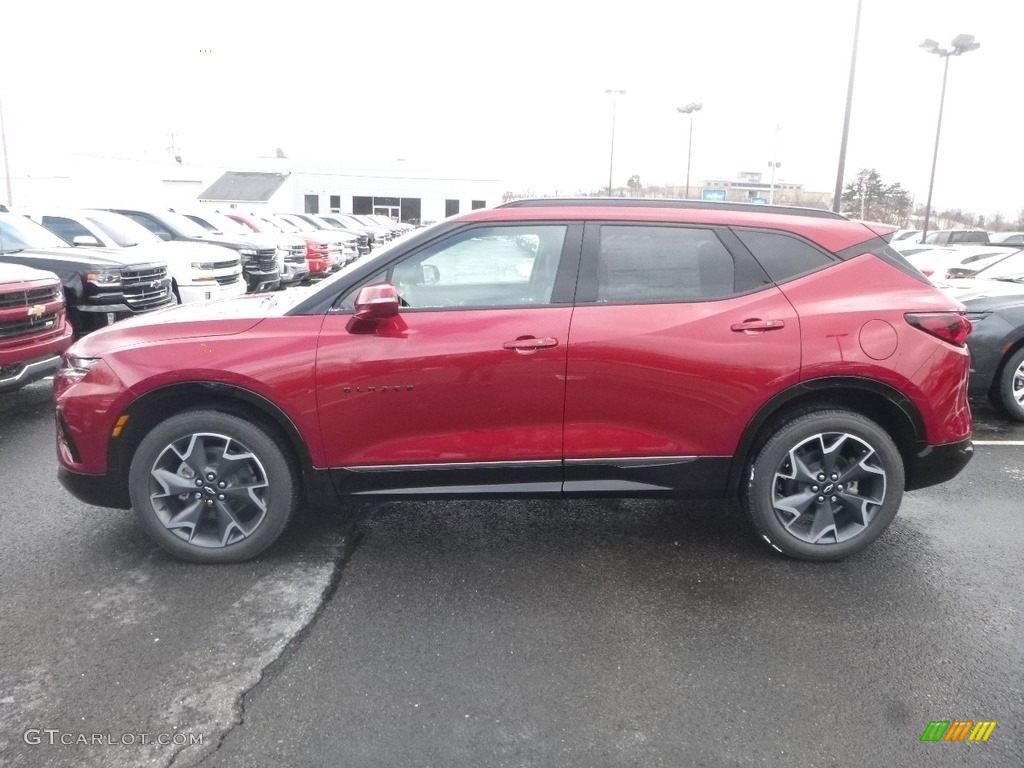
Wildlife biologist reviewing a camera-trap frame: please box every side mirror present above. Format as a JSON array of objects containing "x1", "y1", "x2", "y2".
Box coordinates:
[
  {"x1": 72, "y1": 235, "x2": 102, "y2": 247},
  {"x1": 347, "y1": 283, "x2": 400, "y2": 334},
  {"x1": 422, "y1": 264, "x2": 439, "y2": 284},
  {"x1": 157, "y1": 232, "x2": 174, "y2": 242}
]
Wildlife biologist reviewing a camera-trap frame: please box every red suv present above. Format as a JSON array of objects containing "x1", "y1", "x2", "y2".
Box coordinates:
[{"x1": 54, "y1": 200, "x2": 973, "y2": 563}]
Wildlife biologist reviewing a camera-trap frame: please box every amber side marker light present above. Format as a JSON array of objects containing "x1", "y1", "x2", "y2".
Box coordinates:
[{"x1": 112, "y1": 415, "x2": 130, "y2": 438}]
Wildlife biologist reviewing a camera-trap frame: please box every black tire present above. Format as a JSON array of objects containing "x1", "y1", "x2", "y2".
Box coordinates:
[
  {"x1": 995, "y1": 347, "x2": 1024, "y2": 423},
  {"x1": 742, "y1": 409, "x2": 905, "y2": 561},
  {"x1": 128, "y1": 410, "x2": 297, "y2": 564}
]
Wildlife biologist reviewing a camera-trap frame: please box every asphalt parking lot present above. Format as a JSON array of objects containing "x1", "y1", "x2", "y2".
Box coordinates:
[{"x1": 1, "y1": 379, "x2": 1022, "y2": 768}]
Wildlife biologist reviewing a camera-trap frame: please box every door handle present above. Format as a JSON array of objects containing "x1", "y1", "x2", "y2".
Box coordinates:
[
  {"x1": 503, "y1": 336, "x2": 558, "y2": 353},
  {"x1": 730, "y1": 319, "x2": 786, "y2": 333}
]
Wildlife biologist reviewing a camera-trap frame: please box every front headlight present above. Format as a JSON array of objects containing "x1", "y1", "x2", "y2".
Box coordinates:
[
  {"x1": 85, "y1": 270, "x2": 122, "y2": 287},
  {"x1": 238, "y1": 248, "x2": 257, "y2": 257},
  {"x1": 964, "y1": 311, "x2": 991, "y2": 327},
  {"x1": 62, "y1": 355, "x2": 102, "y2": 379}
]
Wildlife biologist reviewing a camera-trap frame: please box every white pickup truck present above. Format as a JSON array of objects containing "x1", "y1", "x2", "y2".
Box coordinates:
[{"x1": 22, "y1": 208, "x2": 245, "y2": 304}]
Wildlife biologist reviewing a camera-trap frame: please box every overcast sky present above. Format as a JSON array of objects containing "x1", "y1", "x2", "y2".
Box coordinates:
[{"x1": 2, "y1": 0, "x2": 1021, "y2": 217}]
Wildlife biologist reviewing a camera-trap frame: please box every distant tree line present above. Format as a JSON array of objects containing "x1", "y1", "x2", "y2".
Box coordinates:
[{"x1": 504, "y1": 167, "x2": 1023, "y2": 230}]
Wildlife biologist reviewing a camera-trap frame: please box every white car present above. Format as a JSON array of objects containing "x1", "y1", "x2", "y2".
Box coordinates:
[
  {"x1": 182, "y1": 209, "x2": 310, "y2": 287},
  {"x1": 934, "y1": 248, "x2": 1024, "y2": 300},
  {"x1": 22, "y1": 208, "x2": 245, "y2": 304},
  {"x1": 989, "y1": 232, "x2": 1024, "y2": 245},
  {"x1": 903, "y1": 245, "x2": 1020, "y2": 282},
  {"x1": 890, "y1": 229, "x2": 923, "y2": 244}
]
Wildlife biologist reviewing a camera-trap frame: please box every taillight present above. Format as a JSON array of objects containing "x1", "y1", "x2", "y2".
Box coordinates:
[{"x1": 905, "y1": 312, "x2": 972, "y2": 346}]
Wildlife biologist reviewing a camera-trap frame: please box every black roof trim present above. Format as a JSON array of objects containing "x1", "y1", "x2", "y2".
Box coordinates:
[{"x1": 496, "y1": 197, "x2": 847, "y2": 220}]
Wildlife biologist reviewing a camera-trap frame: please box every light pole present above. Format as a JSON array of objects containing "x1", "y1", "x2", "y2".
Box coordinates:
[
  {"x1": 768, "y1": 123, "x2": 781, "y2": 204},
  {"x1": 0, "y1": 95, "x2": 12, "y2": 207},
  {"x1": 605, "y1": 89, "x2": 626, "y2": 196},
  {"x1": 919, "y1": 34, "x2": 981, "y2": 240},
  {"x1": 833, "y1": 0, "x2": 863, "y2": 213},
  {"x1": 677, "y1": 102, "x2": 702, "y2": 199}
]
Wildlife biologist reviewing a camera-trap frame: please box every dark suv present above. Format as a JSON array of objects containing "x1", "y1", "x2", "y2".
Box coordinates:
[
  {"x1": 55, "y1": 200, "x2": 973, "y2": 563},
  {"x1": 0, "y1": 213, "x2": 174, "y2": 334}
]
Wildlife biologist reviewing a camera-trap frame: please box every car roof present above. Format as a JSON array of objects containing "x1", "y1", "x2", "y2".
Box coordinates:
[{"x1": 461, "y1": 200, "x2": 883, "y2": 253}]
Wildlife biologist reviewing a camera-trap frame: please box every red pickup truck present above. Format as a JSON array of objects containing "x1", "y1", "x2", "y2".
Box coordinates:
[{"x1": 0, "y1": 263, "x2": 74, "y2": 392}]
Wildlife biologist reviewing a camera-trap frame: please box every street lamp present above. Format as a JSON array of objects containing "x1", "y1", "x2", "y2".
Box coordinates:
[
  {"x1": 677, "y1": 102, "x2": 702, "y2": 199},
  {"x1": 768, "y1": 123, "x2": 781, "y2": 204},
  {"x1": 605, "y1": 89, "x2": 626, "y2": 196},
  {"x1": 0, "y1": 95, "x2": 12, "y2": 207},
  {"x1": 919, "y1": 34, "x2": 981, "y2": 240}
]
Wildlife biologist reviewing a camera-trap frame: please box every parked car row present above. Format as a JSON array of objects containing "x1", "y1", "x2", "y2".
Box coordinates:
[
  {"x1": 893, "y1": 240, "x2": 1024, "y2": 422},
  {"x1": 891, "y1": 228, "x2": 1024, "y2": 248},
  {"x1": 0, "y1": 206, "x2": 415, "y2": 390}
]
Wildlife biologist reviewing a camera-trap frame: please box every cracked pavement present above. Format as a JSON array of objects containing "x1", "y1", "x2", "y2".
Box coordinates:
[{"x1": 2, "y1": 379, "x2": 1023, "y2": 767}]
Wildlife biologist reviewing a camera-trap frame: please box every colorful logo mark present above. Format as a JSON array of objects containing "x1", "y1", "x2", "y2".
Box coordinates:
[{"x1": 920, "y1": 720, "x2": 997, "y2": 742}]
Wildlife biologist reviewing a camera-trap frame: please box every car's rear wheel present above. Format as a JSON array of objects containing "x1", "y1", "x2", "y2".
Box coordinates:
[
  {"x1": 128, "y1": 410, "x2": 296, "y2": 563},
  {"x1": 994, "y1": 347, "x2": 1024, "y2": 423},
  {"x1": 742, "y1": 410, "x2": 904, "y2": 560}
]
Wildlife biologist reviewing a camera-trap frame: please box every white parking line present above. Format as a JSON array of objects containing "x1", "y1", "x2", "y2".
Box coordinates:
[{"x1": 973, "y1": 440, "x2": 1024, "y2": 445}]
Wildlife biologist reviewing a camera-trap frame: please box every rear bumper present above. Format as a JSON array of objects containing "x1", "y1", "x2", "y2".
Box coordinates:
[{"x1": 905, "y1": 438, "x2": 974, "y2": 491}]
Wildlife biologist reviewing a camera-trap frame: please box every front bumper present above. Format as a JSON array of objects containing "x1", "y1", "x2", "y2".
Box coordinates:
[
  {"x1": 58, "y1": 466, "x2": 130, "y2": 509},
  {"x1": 905, "y1": 438, "x2": 974, "y2": 491},
  {"x1": 243, "y1": 269, "x2": 280, "y2": 293},
  {"x1": 0, "y1": 353, "x2": 63, "y2": 392}
]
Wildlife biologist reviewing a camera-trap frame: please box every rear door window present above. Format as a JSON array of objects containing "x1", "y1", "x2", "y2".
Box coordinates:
[{"x1": 732, "y1": 229, "x2": 837, "y2": 283}]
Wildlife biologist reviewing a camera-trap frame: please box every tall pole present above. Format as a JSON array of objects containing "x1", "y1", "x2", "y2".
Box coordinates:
[
  {"x1": 921, "y1": 55, "x2": 950, "y2": 240},
  {"x1": 918, "y1": 34, "x2": 980, "y2": 236},
  {"x1": 0, "y1": 95, "x2": 12, "y2": 207},
  {"x1": 677, "y1": 102, "x2": 702, "y2": 199},
  {"x1": 605, "y1": 89, "x2": 625, "y2": 197},
  {"x1": 685, "y1": 116, "x2": 694, "y2": 199},
  {"x1": 833, "y1": 0, "x2": 863, "y2": 212},
  {"x1": 769, "y1": 124, "x2": 780, "y2": 205}
]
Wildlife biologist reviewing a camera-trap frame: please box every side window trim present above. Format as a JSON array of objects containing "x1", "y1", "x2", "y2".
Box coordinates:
[
  {"x1": 575, "y1": 221, "x2": 772, "y2": 306},
  {"x1": 332, "y1": 222, "x2": 583, "y2": 313},
  {"x1": 729, "y1": 226, "x2": 839, "y2": 285}
]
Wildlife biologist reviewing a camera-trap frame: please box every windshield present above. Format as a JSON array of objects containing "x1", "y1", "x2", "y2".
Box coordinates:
[
  {"x1": 0, "y1": 214, "x2": 72, "y2": 251},
  {"x1": 275, "y1": 215, "x2": 316, "y2": 233},
  {"x1": 255, "y1": 216, "x2": 287, "y2": 233},
  {"x1": 85, "y1": 211, "x2": 161, "y2": 247},
  {"x1": 198, "y1": 211, "x2": 252, "y2": 236},
  {"x1": 976, "y1": 249, "x2": 1024, "y2": 280},
  {"x1": 160, "y1": 210, "x2": 219, "y2": 238},
  {"x1": 308, "y1": 215, "x2": 342, "y2": 230}
]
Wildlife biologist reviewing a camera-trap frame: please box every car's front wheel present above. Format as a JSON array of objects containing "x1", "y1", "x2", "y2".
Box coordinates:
[
  {"x1": 742, "y1": 409, "x2": 905, "y2": 561},
  {"x1": 128, "y1": 410, "x2": 296, "y2": 563}
]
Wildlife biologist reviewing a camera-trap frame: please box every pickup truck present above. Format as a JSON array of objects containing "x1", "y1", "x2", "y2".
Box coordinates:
[
  {"x1": 21, "y1": 208, "x2": 245, "y2": 305},
  {"x1": 0, "y1": 263, "x2": 75, "y2": 391},
  {"x1": 111, "y1": 208, "x2": 280, "y2": 292},
  {"x1": 0, "y1": 213, "x2": 174, "y2": 334}
]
